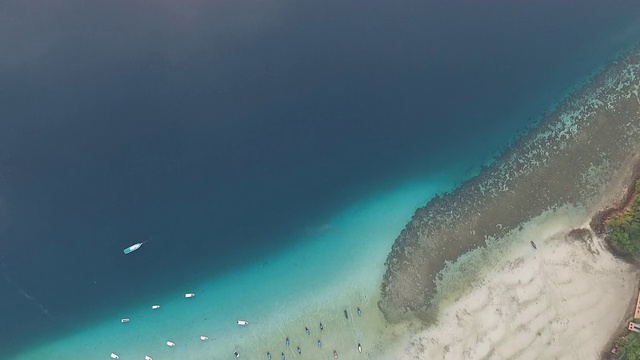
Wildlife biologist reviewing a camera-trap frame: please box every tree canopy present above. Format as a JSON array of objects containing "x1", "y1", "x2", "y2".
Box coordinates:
[
  {"x1": 619, "y1": 333, "x2": 640, "y2": 360},
  {"x1": 607, "y1": 181, "x2": 640, "y2": 259}
]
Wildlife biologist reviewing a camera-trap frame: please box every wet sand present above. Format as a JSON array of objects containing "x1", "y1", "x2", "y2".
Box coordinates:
[
  {"x1": 9, "y1": 40, "x2": 640, "y2": 360},
  {"x1": 381, "y1": 47, "x2": 640, "y2": 324},
  {"x1": 377, "y1": 46, "x2": 640, "y2": 359},
  {"x1": 9, "y1": 181, "x2": 447, "y2": 360},
  {"x1": 382, "y1": 206, "x2": 639, "y2": 359}
]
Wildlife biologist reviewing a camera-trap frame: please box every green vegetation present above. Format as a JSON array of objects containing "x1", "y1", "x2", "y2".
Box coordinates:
[
  {"x1": 618, "y1": 333, "x2": 640, "y2": 360},
  {"x1": 609, "y1": 182, "x2": 640, "y2": 359},
  {"x1": 607, "y1": 181, "x2": 640, "y2": 259}
]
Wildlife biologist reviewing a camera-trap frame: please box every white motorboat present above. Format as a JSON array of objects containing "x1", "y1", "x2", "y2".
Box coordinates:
[
  {"x1": 166, "y1": 341, "x2": 176, "y2": 347},
  {"x1": 237, "y1": 320, "x2": 249, "y2": 326},
  {"x1": 123, "y1": 240, "x2": 149, "y2": 254},
  {"x1": 200, "y1": 335, "x2": 209, "y2": 341},
  {"x1": 152, "y1": 305, "x2": 160, "y2": 310},
  {"x1": 121, "y1": 318, "x2": 129, "y2": 323},
  {"x1": 145, "y1": 356, "x2": 153, "y2": 360},
  {"x1": 110, "y1": 353, "x2": 119, "y2": 359},
  {"x1": 185, "y1": 293, "x2": 195, "y2": 298}
]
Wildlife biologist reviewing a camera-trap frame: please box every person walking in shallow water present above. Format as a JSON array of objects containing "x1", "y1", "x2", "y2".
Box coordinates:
[
  {"x1": 305, "y1": 326, "x2": 310, "y2": 335},
  {"x1": 297, "y1": 346, "x2": 301, "y2": 355},
  {"x1": 319, "y1": 322, "x2": 324, "y2": 331}
]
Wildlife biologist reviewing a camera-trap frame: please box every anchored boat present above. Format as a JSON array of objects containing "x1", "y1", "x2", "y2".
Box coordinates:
[{"x1": 123, "y1": 240, "x2": 149, "y2": 254}]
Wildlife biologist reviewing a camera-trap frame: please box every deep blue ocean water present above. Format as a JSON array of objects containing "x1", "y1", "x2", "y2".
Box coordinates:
[{"x1": 1, "y1": 0, "x2": 640, "y2": 355}]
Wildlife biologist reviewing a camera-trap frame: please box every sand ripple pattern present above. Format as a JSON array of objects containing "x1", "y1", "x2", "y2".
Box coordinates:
[{"x1": 396, "y1": 222, "x2": 637, "y2": 360}]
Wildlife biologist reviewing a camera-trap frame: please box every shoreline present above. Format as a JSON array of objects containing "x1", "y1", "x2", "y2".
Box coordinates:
[
  {"x1": 591, "y1": 159, "x2": 640, "y2": 359},
  {"x1": 383, "y1": 181, "x2": 640, "y2": 358},
  {"x1": 7, "y1": 180, "x2": 446, "y2": 360},
  {"x1": 590, "y1": 153, "x2": 640, "y2": 237},
  {"x1": 378, "y1": 45, "x2": 640, "y2": 358},
  {"x1": 600, "y1": 289, "x2": 640, "y2": 360},
  {"x1": 380, "y1": 46, "x2": 640, "y2": 324},
  {"x1": 591, "y1": 154, "x2": 640, "y2": 359}
]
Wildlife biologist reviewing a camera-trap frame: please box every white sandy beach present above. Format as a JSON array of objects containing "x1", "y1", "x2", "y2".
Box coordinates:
[
  {"x1": 385, "y1": 205, "x2": 638, "y2": 360},
  {"x1": 11, "y1": 179, "x2": 639, "y2": 360}
]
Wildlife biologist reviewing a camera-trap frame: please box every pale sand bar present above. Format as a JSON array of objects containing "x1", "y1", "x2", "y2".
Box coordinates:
[
  {"x1": 381, "y1": 47, "x2": 640, "y2": 324},
  {"x1": 379, "y1": 46, "x2": 640, "y2": 359},
  {"x1": 383, "y1": 206, "x2": 638, "y2": 359}
]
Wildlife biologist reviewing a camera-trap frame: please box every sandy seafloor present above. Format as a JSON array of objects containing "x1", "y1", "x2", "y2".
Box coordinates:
[
  {"x1": 12, "y1": 177, "x2": 459, "y2": 360},
  {"x1": 14, "y1": 45, "x2": 640, "y2": 359},
  {"x1": 377, "y1": 45, "x2": 640, "y2": 358},
  {"x1": 12, "y1": 46, "x2": 640, "y2": 360},
  {"x1": 6, "y1": 6, "x2": 640, "y2": 360},
  {"x1": 15, "y1": 189, "x2": 640, "y2": 360},
  {"x1": 383, "y1": 205, "x2": 639, "y2": 359}
]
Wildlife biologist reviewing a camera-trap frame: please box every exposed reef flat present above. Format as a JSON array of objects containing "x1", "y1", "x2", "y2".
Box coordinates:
[
  {"x1": 381, "y1": 206, "x2": 639, "y2": 359},
  {"x1": 380, "y1": 48, "x2": 640, "y2": 323}
]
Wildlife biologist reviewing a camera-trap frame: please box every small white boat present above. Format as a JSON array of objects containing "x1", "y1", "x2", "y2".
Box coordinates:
[
  {"x1": 120, "y1": 318, "x2": 129, "y2": 323},
  {"x1": 123, "y1": 240, "x2": 149, "y2": 254},
  {"x1": 358, "y1": 344, "x2": 362, "y2": 353},
  {"x1": 152, "y1": 305, "x2": 160, "y2": 310},
  {"x1": 237, "y1": 320, "x2": 249, "y2": 326},
  {"x1": 166, "y1": 341, "x2": 176, "y2": 347},
  {"x1": 200, "y1": 335, "x2": 209, "y2": 341},
  {"x1": 185, "y1": 293, "x2": 195, "y2": 298},
  {"x1": 145, "y1": 356, "x2": 153, "y2": 360},
  {"x1": 110, "y1": 353, "x2": 120, "y2": 359}
]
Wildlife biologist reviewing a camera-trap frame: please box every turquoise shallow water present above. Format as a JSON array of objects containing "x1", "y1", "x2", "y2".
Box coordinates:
[
  {"x1": 2, "y1": 1, "x2": 640, "y2": 358},
  {"x1": 13, "y1": 176, "x2": 456, "y2": 359}
]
